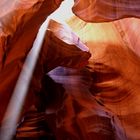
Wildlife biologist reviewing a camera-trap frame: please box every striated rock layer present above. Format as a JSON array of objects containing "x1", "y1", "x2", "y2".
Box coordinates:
[
  {"x1": 67, "y1": 16, "x2": 140, "y2": 140},
  {"x1": 1, "y1": 0, "x2": 140, "y2": 140},
  {"x1": 72, "y1": 0, "x2": 140, "y2": 22}
]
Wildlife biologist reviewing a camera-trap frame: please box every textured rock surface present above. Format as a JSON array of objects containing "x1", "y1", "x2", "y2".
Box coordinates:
[
  {"x1": 1, "y1": 0, "x2": 140, "y2": 140},
  {"x1": 0, "y1": 0, "x2": 62, "y2": 123},
  {"x1": 68, "y1": 16, "x2": 140, "y2": 140},
  {"x1": 72, "y1": 0, "x2": 140, "y2": 22},
  {"x1": 47, "y1": 67, "x2": 126, "y2": 140},
  {"x1": 0, "y1": 1, "x2": 90, "y2": 125}
]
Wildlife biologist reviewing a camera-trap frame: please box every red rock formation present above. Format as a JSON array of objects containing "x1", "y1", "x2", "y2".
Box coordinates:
[
  {"x1": 72, "y1": 0, "x2": 140, "y2": 22},
  {"x1": 0, "y1": 0, "x2": 62, "y2": 123},
  {"x1": 1, "y1": 0, "x2": 140, "y2": 140},
  {"x1": 68, "y1": 16, "x2": 140, "y2": 140},
  {"x1": 0, "y1": 1, "x2": 90, "y2": 125},
  {"x1": 15, "y1": 19, "x2": 91, "y2": 139}
]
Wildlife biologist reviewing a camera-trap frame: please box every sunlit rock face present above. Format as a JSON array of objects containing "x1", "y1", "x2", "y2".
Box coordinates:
[
  {"x1": 67, "y1": 16, "x2": 140, "y2": 139},
  {"x1": 114, "y1": 18, "x2": 140, "y2": 57}
]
